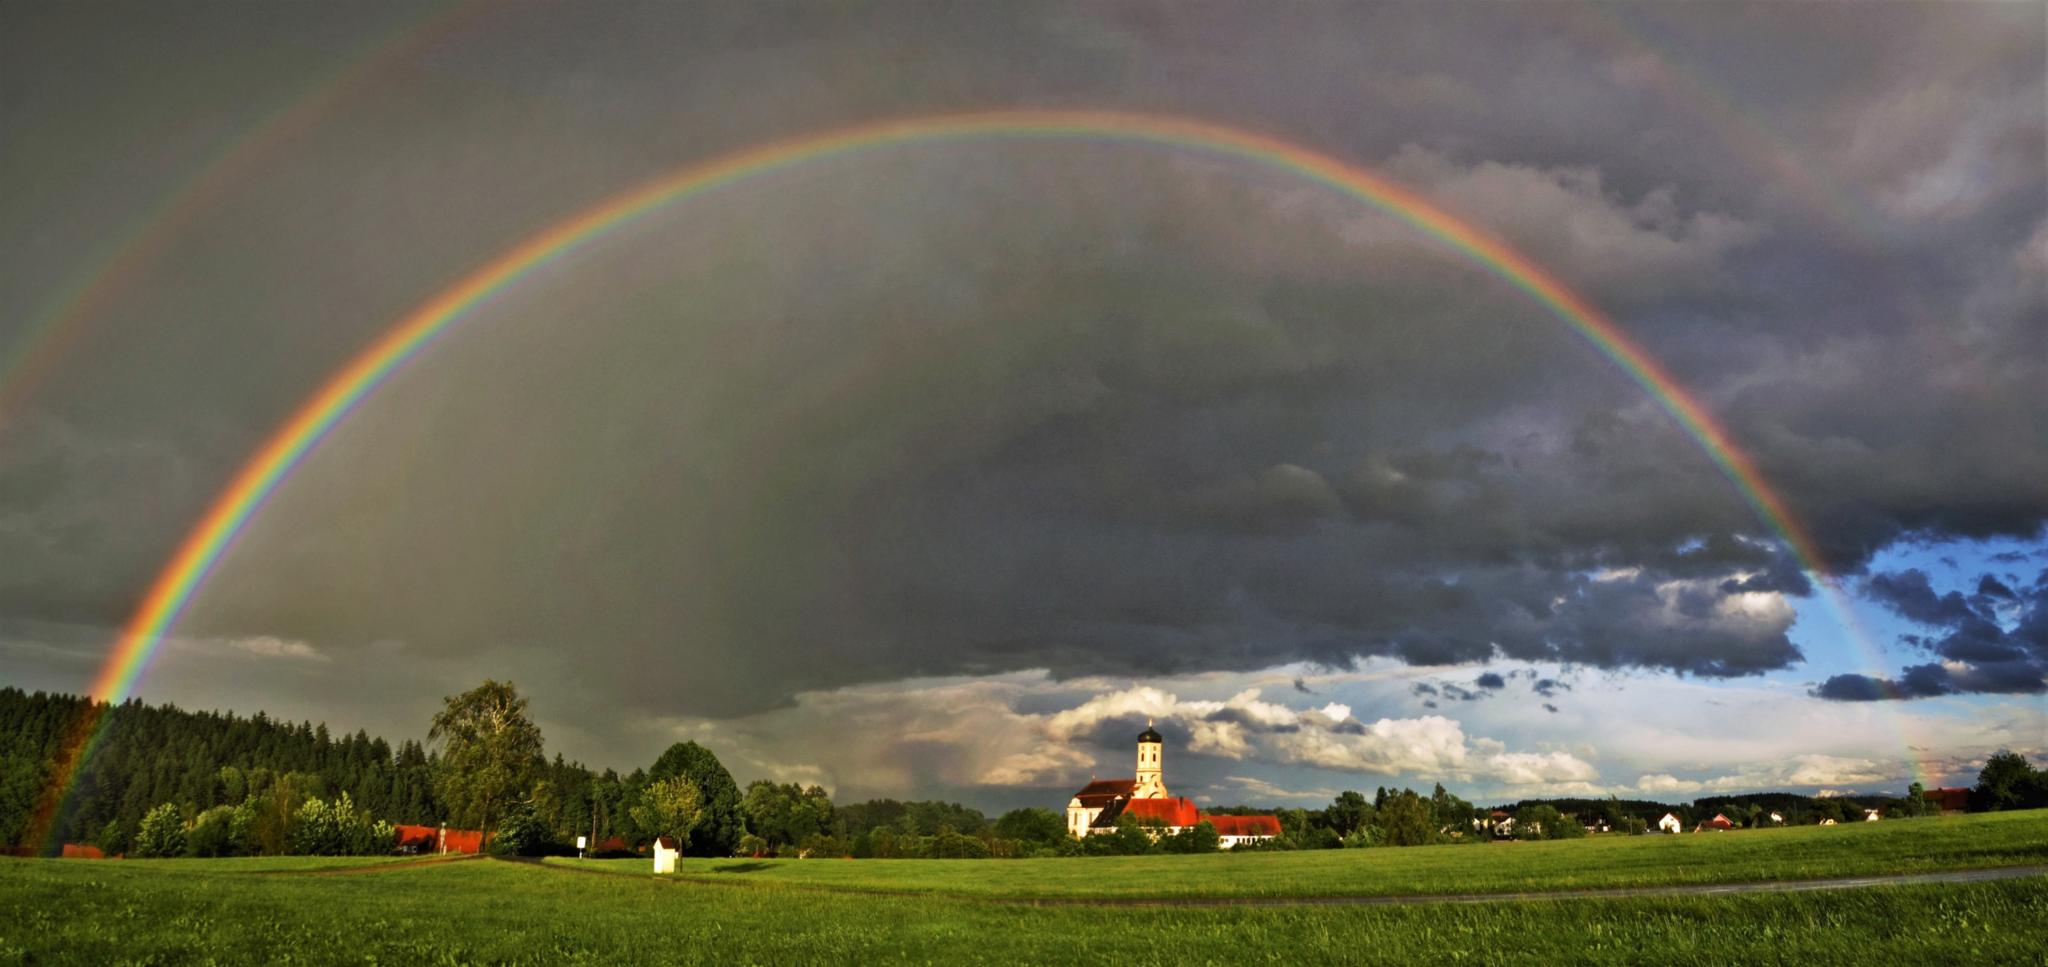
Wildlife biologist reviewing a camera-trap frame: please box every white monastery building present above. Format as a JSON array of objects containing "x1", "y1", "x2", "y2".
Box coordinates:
[{"x1": 1065, "y1": 721, "x2": 1281, "y2": 848}]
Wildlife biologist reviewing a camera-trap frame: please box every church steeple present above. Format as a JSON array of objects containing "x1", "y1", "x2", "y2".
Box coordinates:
[{"x1": 1134, "y1": 718, "x2": 1167, "y2": 799}]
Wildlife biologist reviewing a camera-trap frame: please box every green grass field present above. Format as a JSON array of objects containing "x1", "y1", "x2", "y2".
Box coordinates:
[
  {"x1": 3, "y1": 811, "x2": 2044, "y2": 965},
  {"x1": 558, "y1": 809, "x2": 2048, "y2": 899}
]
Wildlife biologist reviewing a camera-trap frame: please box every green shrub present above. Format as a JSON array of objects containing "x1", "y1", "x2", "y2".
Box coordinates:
[
  {"x1": 1153, "y1": 820, "x2": 1218, "y2": 854},
  {"x1": 186, "y1": 805, "x2": 250, "y2": 858},
  {"x1": 288, "y1": 793, "x2": 392, "y2": 856},
  {"x1": 492, "y1": 806, "x2": 557, "y2": 857},
  {"x1": 133, "y1": 803, "x2": 185, "y2": 858},
  {"x1": 93, "y1": 819, "x2": 129, "y2": 856},
  {"x1": 926, "y1": 828, "x2": 991, "y2": 859}
]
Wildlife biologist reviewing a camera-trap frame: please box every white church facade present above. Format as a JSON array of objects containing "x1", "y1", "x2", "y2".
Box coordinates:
[{"x1": 1064, "y1": 720, "x2": 1280, "y2": 847}]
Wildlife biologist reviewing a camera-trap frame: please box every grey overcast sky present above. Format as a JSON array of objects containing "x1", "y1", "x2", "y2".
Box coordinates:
[{"x1": 1, "y1": 1, "x2": 2042, "y2": 810}]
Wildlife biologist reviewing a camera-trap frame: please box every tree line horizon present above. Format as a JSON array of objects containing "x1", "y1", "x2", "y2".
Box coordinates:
[{"x1": 3, "y1": 682, "x2": 2039, "y2": 859}]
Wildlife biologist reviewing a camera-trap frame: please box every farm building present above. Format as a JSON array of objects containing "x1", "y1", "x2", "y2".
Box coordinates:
[
  {"x1": 1064, "y1": 722, "x2": 1278, "y2": 846},
  {"x1": 1694, "y1": 813, "x2": 1735, "y2": 832},
  {"x1": 1656, "y1": 813, "x2": 1683, "y2": 834},
  {"x1": 393, "y1": 824, "x2": 491, "y2": 855},
  {"x1": 1924, "y1": 787, "x2": 1970, "y2": 814}
]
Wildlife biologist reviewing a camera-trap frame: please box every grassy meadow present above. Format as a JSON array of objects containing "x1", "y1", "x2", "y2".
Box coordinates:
[
  {"x1": 556, "y1": 809, "x2": 2048, "y2": 899},
  {"x1": 2, "y1": 811, "x2": 2044, "y2": 965}
]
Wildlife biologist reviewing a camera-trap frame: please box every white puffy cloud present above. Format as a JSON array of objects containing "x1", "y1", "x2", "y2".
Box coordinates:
[{"x1": 1484, "y1": 751, "x2": 1601, "y2": 786}]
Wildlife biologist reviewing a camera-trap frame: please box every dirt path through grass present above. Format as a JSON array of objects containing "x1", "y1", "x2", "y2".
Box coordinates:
[
  {"x1": 504, "y1": 855, "x2": 2048, "y2": 907},
  {"x1": 253, "y1": 854, "x2": 484, "y2": 876}
]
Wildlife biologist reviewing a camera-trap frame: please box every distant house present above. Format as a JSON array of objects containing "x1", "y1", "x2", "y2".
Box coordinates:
[
  {"x1": 1480, "y1": 810, "x2": 1516, "y2": 839},
  {"x1": 1204, "y1": 814, "x2": 1282, "y2": 849},
  {"x1": 1863, "y1": 808, "x2": 1881, "y2": 822},
  {"x1": 1693, "y1": 813, "x2": 1734, "y2": 832},
  {"x1": 1819, "y1": 818, "x2": 1837, "y2": 826},
  {"x1": 1768, "y1": 812, "x2": 1784, "y2": 825},
  {"x1": 59, "y1": 843, "x2": 105, "y2": 859},
  {"x1": 652, "y1": 836, "x2": 682, "y2": 874},
  {"x1": 1656, "y1": 813, "x2": 1683, "y2": 834},
  {"x1": 1923, "y1": 787, "x2": 1970, "y2": 814}
]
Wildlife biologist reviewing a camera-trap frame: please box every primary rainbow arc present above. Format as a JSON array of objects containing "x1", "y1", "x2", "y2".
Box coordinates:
[{"x1": 45, "y1": 110, "x2": 1922, "y2": 847}]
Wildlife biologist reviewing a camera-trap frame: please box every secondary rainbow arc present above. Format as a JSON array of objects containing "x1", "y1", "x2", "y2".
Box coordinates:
[{"x1": 41, "y1": 109, "x2": 1922, "y2": 847}]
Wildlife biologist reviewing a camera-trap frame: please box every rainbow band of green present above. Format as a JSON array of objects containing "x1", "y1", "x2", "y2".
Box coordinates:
[{"x1": 87, "y1": 109, "x2": 1912, "y2": 779}]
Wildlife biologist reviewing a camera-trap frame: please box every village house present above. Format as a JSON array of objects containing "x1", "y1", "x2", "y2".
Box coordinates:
[
  {"x1": 1694, "y1": 813, "x2": 1735, "y2": 832},
  {"x1": 1065, "y1": 721, "x2": 1280, "y2": 845},
  {"x1": 1656, "y1": 813, "x2": 1683, "y2": 834},
  {"x1": 1478, "y1": 810, "x2": 1515, "y2": 839}
]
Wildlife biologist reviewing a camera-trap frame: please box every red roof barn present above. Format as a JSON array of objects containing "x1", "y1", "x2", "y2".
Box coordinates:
[{"x1": 1923, "y1": 787, "x2": 1970, "y2": 813}]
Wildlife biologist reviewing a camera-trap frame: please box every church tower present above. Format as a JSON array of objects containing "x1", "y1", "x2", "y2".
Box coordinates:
[{"x1": 1133, "y1": 719, "x2": 1167, "y2": 799}]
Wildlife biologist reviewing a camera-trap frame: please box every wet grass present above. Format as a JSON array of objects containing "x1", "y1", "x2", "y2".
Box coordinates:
[
  {"x1": 2, "y1": 852, "x2": 2043, "y2": 965},
  {"x1": 554, "y1": 809, "x2": 2048, "y2": 899}
]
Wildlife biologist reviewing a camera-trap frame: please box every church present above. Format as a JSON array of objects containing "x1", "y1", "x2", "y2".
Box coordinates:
[{"x1": 1065, "y1": 721, "x2": 1281, "y2": 848}]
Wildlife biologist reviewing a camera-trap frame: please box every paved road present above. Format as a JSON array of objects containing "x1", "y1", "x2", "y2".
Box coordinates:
[{"x1": 494, "y1": 856, "x2": 2048, "y2": 907}]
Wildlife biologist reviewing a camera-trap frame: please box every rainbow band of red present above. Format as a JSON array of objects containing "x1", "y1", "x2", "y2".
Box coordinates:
[{"x1": 55, "y1": 111, "x2": 1911, "y2": 840}]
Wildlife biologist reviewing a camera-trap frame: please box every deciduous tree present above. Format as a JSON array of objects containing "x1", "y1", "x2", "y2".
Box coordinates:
[
  {"x1": 629, "y1": 775, "x2": 704, "y2": 847},
  {"x1": 428, "y1": 680, "x2": 543, "y2": 839}
]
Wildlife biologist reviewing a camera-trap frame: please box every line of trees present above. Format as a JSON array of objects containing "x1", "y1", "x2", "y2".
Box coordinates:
[
  {"x1": 1, "y1": 688, "x2": 438, "y2": 854},
  {"x1": 11, "y1": 684, "x2": 2042, "y2": 860}
]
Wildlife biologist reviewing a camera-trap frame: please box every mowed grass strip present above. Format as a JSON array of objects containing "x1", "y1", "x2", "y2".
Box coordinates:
[
  {"x1": 3, "y1": 852, "x2": 2044, "y2": 966},
  {"x1": 547, "y1": 809, "x2": 2048, "y2": 900}
]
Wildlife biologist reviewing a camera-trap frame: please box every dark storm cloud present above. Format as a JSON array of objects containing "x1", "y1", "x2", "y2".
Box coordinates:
[
  {"x1": 1978, "y1": 575, "x2": 2017, "y2": 601},
  {"x1": 1542, "y1": 703, "x2": 1559, "y2": 714},
  {"x1": 1815, "y1": 568, "x2": 2048, "y2": 701},
  {"x1": 1532, "y1": 678, "x2": 1569, "y2": 698},
  {"x1": 1865, "y1": 570, "x2": 1986, "y2": 627},
  {"x1": 0, "y1": 1, "x2": 2040, "y2": 739},
  {"x1": 1474, "y1": 672, "x2": 1506, "y2": 691},
  {"x1": 1204, "y1": 707, "x2": 1299, "y2": 734}
]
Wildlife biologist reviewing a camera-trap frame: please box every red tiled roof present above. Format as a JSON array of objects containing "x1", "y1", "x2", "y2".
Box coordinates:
[
  {"x1": 1122, "y1": 797, "x2": 1198, "y2": 828},
  {"x1": 1201, "y1": 814, "x2": 1281, "y2": 838},
  {"x1": 1072, "y1": 778, "x2": 1138, "y2": 808},
  {"x1": 654, "y1": 836, "x2": 679, "y2": 850},
  {"x1": 60, "y1": 843, "x2": 105, "y2": 859}
]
